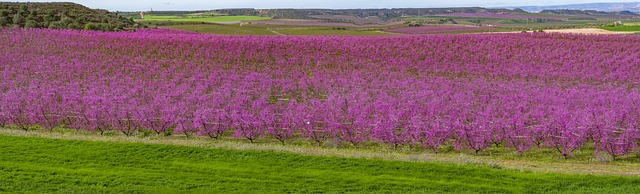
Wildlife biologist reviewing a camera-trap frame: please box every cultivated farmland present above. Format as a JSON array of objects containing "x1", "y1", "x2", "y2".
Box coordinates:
[
  {"x1": 140, "y1": 15, "x2": 270, "y2": 23},
  {"x1": 2, "y1": 29, "x2": 640, "y2": 161},
  {"x1": 386, "y1": 25, "x2": 502, "y2": 34}
]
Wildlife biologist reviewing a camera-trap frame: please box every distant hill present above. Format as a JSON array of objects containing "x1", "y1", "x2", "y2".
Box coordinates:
[
  {"x1": 539, "y1": 9, "x2": 638, "y2": 17},
  {"x1": 508, "y1": 2, "x2": 640, "y2": 13},
  {"x1": 125, "y1": 7, "x2": 526, "y2": 25},
  {"x1": 0, "y1": 2, "x2": 138, "y2": 31},
  {"x1": 214, "y1": 7, "x2": 526, "y2": 21}
]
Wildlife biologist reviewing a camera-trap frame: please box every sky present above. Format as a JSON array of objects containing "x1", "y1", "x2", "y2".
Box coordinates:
[{"x1": 11, "y1": 0, "x2": 640, "y2": 11}]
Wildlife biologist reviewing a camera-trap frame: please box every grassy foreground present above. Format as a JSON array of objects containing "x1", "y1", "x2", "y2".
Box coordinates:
[{"x1": 0, "y1": 135, "x2": 639, "y2": 193}]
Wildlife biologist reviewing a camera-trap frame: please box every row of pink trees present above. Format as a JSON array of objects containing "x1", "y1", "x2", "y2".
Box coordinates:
[
  {"x1": 2, "y1": 84, "x2": 640, "y2": 159},
  {"x1": 2, "y1": 29, "x2": 640, "y2": 160}
]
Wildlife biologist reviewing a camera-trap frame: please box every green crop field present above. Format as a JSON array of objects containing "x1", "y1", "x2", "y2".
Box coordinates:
[
  {"x1": 1, "y1": 134, "x2": 640, "y2": 193},
  {"x1": 140, "y1": 15, "x2": 270, "y2": 23},
  {"x1": 166, "y1": 24, "x2": 277, "y2": 35},
  {"x1": 142, "y1": 15, "x2": 179, "y2": 20},
  {"x1": 602, "y1": 25, "x2": 640, "y2": 32}
]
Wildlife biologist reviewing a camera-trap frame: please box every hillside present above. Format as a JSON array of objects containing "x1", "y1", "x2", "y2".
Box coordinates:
[
  {"x1": 0, "y1": 2, "x2": 137, "y2": 31},
  {"x1": 510, "y1": 2, "x2": 640, "y2": 13},
  {"x1": 214, "y1": 7, "x2": 526, "y2": 21},
  {"x1": 540, "y1": 9, "x2": 638, "y2": 17}
]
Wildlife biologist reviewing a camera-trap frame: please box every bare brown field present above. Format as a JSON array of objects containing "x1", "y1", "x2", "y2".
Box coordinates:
[{"x1": 544, "y1": 28, "x2": 638, "y2": 34}]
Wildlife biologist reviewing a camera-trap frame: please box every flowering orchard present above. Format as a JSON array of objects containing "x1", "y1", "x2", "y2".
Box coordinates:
[
  {"x1": 251, "y1": 19, "x2": 404, "y2": 27},
  {"x1": 386, "y1": 25, "x2": 499, "y2": 34},
  {"x1": 2, "y1": 29, "x2": 640, "y2": 159}
]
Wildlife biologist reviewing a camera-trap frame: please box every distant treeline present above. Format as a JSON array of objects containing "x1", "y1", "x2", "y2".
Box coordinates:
[{"x1": 0, "y1": 2, "x2": 138, "y2": 31}]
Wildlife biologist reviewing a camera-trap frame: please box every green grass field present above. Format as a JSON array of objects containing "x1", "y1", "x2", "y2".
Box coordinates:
[
  {"x1": 1, "y1": 134, "x2": 640, "y2": 193},
  {"x1": 602, "y1": 25, "x2": 640, "y2": 32},
  {"x1": 166, "y1": 24, "x2": 277, "y2": 35},
  {"x1": 141, "y1": 15, "x2": 270, "y2": 23}
]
